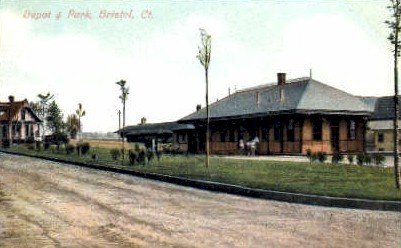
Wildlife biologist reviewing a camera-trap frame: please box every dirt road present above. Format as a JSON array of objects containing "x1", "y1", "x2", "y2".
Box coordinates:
[{"x1": 0, "y1": 153, "x2": 400, "y2": 247}]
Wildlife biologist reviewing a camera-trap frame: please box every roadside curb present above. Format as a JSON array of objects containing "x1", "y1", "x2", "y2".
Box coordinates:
[{"x1": 1, "y1": 150, "x2": 400, "y2": 212}]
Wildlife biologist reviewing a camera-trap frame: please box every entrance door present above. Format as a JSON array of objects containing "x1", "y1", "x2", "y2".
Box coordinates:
[{"x1": 331, "y1": 125, "x2": 340, "y2": 153}]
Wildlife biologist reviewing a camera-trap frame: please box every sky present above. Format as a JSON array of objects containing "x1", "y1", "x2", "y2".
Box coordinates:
[{"x1": 0, "y1": 0, "x2": 394, "y2": 132}]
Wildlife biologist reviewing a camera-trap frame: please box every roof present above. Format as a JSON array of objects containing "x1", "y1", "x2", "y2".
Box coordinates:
[
  {"x1": 370, "y1": 96, "x2": 401, "y2": 120},
  {"x1": 368, "y1": 120, "x2": 401, "y2": 130},
  {"x1": 0, "y1": 100, "x2": 41, "y2": 122},
  {"x1": 118, "y1": 122, "x2": 195, "y2": 136},
  {"x1": 180, "y1": 77, "x2": 373, "y2": 122}
]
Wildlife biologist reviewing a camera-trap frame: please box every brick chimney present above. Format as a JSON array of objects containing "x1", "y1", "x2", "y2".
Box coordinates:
[
  {"x1": 277, "y1": 73, "x2": 286, "y2": 86},
  {"x1": 8, "y1": 95, "x2": 14, "y2": 103},
  {"x1": 140, "y1": 117, "x2": 147, "y2": 125},
  {"x1": 196, "y1": 104, "x2": 201, "y2": 112}
]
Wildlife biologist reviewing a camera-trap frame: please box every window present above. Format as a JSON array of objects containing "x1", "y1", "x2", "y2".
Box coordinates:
[
  {"x1": 348, "y1": 120, "x2": 356, "y2": 140},
  {"x1": 220, "y1": 131, "x2": 226, "y2": 142},
  {"x1": 178, "y1": 133, "x2": 186, "y2": 143},
  {"x1": 287, "y1": 119, "x2": 295, "y2": 142},
  {"x1": 25, "y1": 124, "x2": 29, "y2": 137},
  {"x1": 378, "y1": 133, "x2": 384, "y2": 143},
  {"x1": 261, "y1": 126, "x2": 269, "y2": 142},
  {"x1": 274, "y1": 121, "x2": 281, "y2": 141},
  {"x1": 229, "y1": 129, "x2": 236, "y2": 142},
  {"x1": 312, "y1": 119, "x2": 322, "y2": 141}
]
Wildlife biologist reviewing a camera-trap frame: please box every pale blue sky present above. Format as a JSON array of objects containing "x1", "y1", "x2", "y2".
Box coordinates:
[{"x1": 0, "y1": 0, "x2": 393, "y2": 132}]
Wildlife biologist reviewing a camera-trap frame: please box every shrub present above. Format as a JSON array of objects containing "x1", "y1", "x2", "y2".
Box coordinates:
[
  {"x1": 317, "y1": 152, "x2": 327, "y2": 163},
  {"x1": 27, "y1": 144, "x2": 35, "y2": 150},
  {"x1": 147, "y1": 150, "x2": 155, "y2": 163},
  {"x1": 25, "y1": 136, "x2": 35, "y2": 144},
  {"x1": 138, "y1": 150, "x2": 146, "y2": 165},
  {"x1": 347, "y1": 154, "x2": 354, "y2": 164},
  {"x1": 44, "y1": 142, "x2": 50, "y2": 150},
  {"x1": 363, "y1": 154, "x2": 372, "y2": 165},
  {"x1": 81, "y1": 142, "x2": 90, "y2": 155},
  {"x1": 110, "y1": 148, "x2": 121, "y2": 161},
  {"x1": 91, "y1": 153, "x2": 98, "y2": 161},
  {"x1": 134, "y1": 143, "x2": 141, "y2": 152},
  {"x1": 156, "y1": 150, "x2": 162, "y2": 161},
  {"x1": 331, "y1": 152, "x2": 343, "y2": 164},
  {"x1": 2, "y1": 139, "x2": 10, "y2": 148},
  {"x1": 374, "y1": 153, "x2": 386, "y2": 166},
  {"x1": 356, "y1": 153, "x2": 364, "y2": 166},
  {"x1": 306, "y1": 149, "x2": 312, "y2": 163},
  {"x1": 65, "y1": 144, "x2": 75, "y2": 154},
  {"x1": 128, "y1": 149, "x2": 138, "y2": 165},
  {"x1": 35, "y1": 141, "x2": 42, "y2": 151}
]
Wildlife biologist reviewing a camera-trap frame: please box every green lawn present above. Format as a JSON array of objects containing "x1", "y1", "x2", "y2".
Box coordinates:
[{"x1": 3, "y1": 145, "x2": 401, "y2": 201}]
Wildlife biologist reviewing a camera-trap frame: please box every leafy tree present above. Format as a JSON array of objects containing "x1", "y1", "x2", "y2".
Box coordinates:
[
  {"x1": 75, "y1": 103, "x2": 86, "y2": 140},
  {"x1": 46, "y1": 100, "x2": 64, "y2": 134},
  {"x1": 386, "y1": 0, "x2": 401, "y2": 188},
  {"x1": 197, "y1": 28, "x2": 211, "y2": 167},
  {"x1": 65, "y1": 114, "x2": 80, "y2": 139},
  {"x1": 37, "y1": 92, "x2": 54, "y2": 139}
]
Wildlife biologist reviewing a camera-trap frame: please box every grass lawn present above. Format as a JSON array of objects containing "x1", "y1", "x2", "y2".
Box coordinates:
[{"x1": 3, "y1": 144, "x2": 401, "y2": 201}]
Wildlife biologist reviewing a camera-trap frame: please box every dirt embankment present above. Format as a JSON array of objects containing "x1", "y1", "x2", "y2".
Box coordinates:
[{"x1": 0, "y1": 153, "x2": 400, "y2": 247}]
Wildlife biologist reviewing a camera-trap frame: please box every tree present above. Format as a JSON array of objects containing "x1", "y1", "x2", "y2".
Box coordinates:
[
  {"x1": 75, "y1": 103, "x2": 86, "y2": 140},
  {"x1": 65, "y1": 114, "x2": 80, "y2": 139},
  {"x1": 116, "y1": 80, "x2": 129, "y2": 163},
  {"x1": 197, "y1": 28, "x2": 211, "y2": 167},
  {"x1": 386, "y1": 0, "x2": 401, "y2": 189},
  {"x1": 37, "y1": 92, "x2": 54, "y2": 140},
  {"x1": 46, "y1": 100, "x2": 64, "y2": 134}
]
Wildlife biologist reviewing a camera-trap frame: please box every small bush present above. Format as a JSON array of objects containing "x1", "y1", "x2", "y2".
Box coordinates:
[
  {"x1": 306, "y1": 149, "x2": 312, "y2": 163},
  {"x1": 81, "y1": 142, "x2": 90, "y2": 155},
  {"x1": 128, "y1": 149, "x2": 138, "y2": 165},
  {"x1": 138, "y1": 150, "x2": 146, "y2": 165},
  {"x1": 356, "y1": 153, "x2": 364, "y2": 166},
  {"x1": 317, "y1": 152, "x2": 327, "y2": 163},
  {"x1": 134, "y1": 143, "x2": 141, "y2": 152},
  {"x1": 331, "y1": 152, "x2": 344, "y2": 164},
  {"x1": 65, "y1": 144, "x2": 75, "y2": 154},
  {"x1": 156, "y1": 150, "x2": 162, "y2": 161},
  {"x1": 2, "y1": 139, "x2": 10, "y2": 148},
  {"x1": 374, "y1": 153, "x2": 386, "y2": 165},
  {"x1": 363, "y1": 154, "x2": 372, "y2": 165},
  {"x1": 110, "y1": 148, "x2": 121, "y2": 161},
  {"x1": 91, "y1": 153, "x2": 98, "y2": 161},
  {"x1": 44, "y1": 142, "x2": 50, "y2": 150},
  {"x1": 347, "y1": 154, "x2": 354, "y2": 164},
  {"x1": 147, "y1": 150, "x2": 155, "y2": 163},
  {"x1": 25, "y1": 136, "x2": 35, "y2": 144},
  {"x1": 27, "y1": 144, "x2": 35, "y2": 150}
]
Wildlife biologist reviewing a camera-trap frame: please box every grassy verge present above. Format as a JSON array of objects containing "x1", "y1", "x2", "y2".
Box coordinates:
[{"x1": 3, "y1": 144, "x2": 401, "y2": 201}]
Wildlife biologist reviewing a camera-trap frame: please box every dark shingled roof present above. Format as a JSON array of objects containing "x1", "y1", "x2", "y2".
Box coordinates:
[
  {"x1": 180, "y1": 77, "x2": 373, "y2": 122},
  {"x1": 118, "y1": 122, "x2": 195, "y2": 136},
  {"x1": 370, "y1": 96, "x2": 401, "y2": 120}
]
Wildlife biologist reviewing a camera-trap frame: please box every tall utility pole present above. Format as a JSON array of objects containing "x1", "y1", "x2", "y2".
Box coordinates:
[
  {"x1": 197, "y1": 28, "x2": 212, "y2": 168},
  {"x1": 116, "y1": 80, "x2": 129, "y2": 164},
  {"x1": 386, "y1": 0, "x2": 401, "y2": 189}
]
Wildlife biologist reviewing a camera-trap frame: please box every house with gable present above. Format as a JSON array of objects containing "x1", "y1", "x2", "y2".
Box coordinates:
[{"x1": 0, "y1": 96, "x2": 42, "y2": 144}]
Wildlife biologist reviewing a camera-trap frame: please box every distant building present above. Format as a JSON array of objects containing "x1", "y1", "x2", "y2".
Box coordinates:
[
  {"x1": 0, "y1": 96, "x2": 42, "y2": 143},
  {"x1": 366, "y1": 96, "x2": 401, "y2": 152}
]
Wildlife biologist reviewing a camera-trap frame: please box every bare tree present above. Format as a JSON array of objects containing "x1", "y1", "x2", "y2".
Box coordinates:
[
  {"x1": 116, "y1": 80, "x2": 129, "y2": 163},
  {"x1": 197, "y1": 29, "x2": 212, "y2": 168},
  {"x1": 386, "y1": 0, "x2": 401, "y2": 189}
]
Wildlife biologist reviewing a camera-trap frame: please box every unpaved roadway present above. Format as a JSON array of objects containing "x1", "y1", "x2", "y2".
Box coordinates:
[{"x1": 0, "y1": 153, "x2": 400, "y2": 247}]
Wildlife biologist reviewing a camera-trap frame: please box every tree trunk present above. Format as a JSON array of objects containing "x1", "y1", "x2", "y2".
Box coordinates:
[
  {"x1": 122, "y1": 100, "x2": 126, "y2": 165},
  {"x1": 394, "y1": 16, "x2": 401, "y2": 189},
  {"x1": 205, "y1": 68, "x2": 210, "y2": 168}
]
